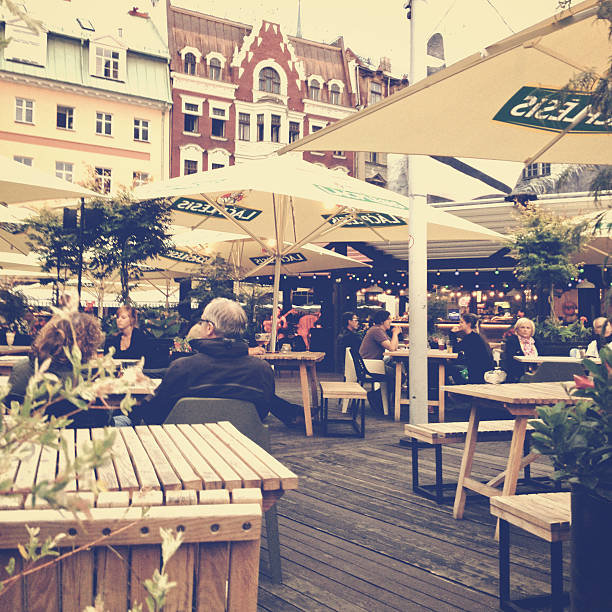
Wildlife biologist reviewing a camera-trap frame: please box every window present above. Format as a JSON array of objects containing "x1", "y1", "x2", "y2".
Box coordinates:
[
  {"x1": 259, "y1": 67, "x2": 280, "y2": 94},
  {"x1": 333, "y1": 150, "x2": 344, "y2": 157},
  {"x1": 134, "y1": 118, "x2": 149, "y2": 141},
  {"x1": 13, "y1": 156, "x2": 32, "y2": 166},
  {"x1": 289, "y1": 121, "x2": 300, "y2": 143},
  {"x1": 238, "y1": 113, "x2": 250, "y2": 141},
  {"x1": 270, "y1": 114, "x2": 280, "y2": 143},
  {"x1": 368, "y1": 152, "x2": 379, "y2": 163},
  {"x1": 184, "y1": 159, "x2": 197, "y2": 175},
  {"x1": 184, "y1": 103, "x2": 199, "y2": 133},
  {"x1": 211, "y1": 118, "x2": 225, "y2": 138},
  {"x1": 56, "y1": 161, "x2": 73, "y2": 182},
  {"x1": 15, "y1": 98, "x2": 34, "y2": 124},
  {"x1": 311, "y1": 125, "x2": 322, "y2": 133},
  {"x1": 370, "y1": 82, "x2": 382, "y2": 105},
  {"x1": 95, "y1": 167, "x2": 112, "y2": 193},
  {"x1": 211, "y1": 163, "x2": 224, "y2": 170},
  {"x1": 56, "y1": 105, "x2": 74, "y2": 130},
  {"x1": 95, "y1": 47, "x2": 120, "y2": 80},
  {"x1": 209, "y1": 57, "x2": 221, "y2": 80},
  {"x1": 522, "y1": 162, "x2": 552, "y2": 180},
  {"x1": 132, "y1": 171, "x2": 149, "y2": 187},
  {"x1": 95, "y1": 112, "x2": 112, "y2": 135},
  {"x1": 309, "y1": 80, "x2": 320, "y2": 101},
  {"x1": 330, "y1": 83, "x2": 340, "y2": 105},
  {"x1": 184, "y1": 52, "x2": 196, "y2": 75},
  {"x1": 257, "y1": 114, "x2": 264, "y2": 141}
]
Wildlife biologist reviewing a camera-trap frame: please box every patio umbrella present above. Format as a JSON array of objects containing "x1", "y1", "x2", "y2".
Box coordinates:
[
  {"x1": 572, "y1": 201, "x2": 612, "y2": 264},
  {"x1": 280, "y1": 0, "x2": 611, "y2": 165},
  {"x1": 0, "y1": 156, "x2": 102, "y2": 205},
  {"x1": 134, "y1": 156, "x2": 504, "y2": 351}
]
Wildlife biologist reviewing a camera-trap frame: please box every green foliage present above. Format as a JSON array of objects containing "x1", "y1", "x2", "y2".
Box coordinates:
[
  {"x1": 140, "y1": 307, "x2": 184, "y2": 339},
  {"x1": 535, "y1": 318, "x2": 592, "y2": 344},
  {"x1": 0, "y1": 289, "x2": 31, "y2": 331},
  {"x1": 189, "y1": 255, "x2": 236, "y2": 307},
  {"x1": 510, "y1": 204, "x2": 587, "y2": 318},
  {"x1": 530, "y1": 346, "x2": 612, "y2": 501},
  {"x1": 427, "y1": 295, "x2": 448, "y2": 335}
]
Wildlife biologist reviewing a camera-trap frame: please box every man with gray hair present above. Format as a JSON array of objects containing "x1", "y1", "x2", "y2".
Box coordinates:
[{"x1": 132, "y1": 298, "x2": 275, "y2": 424}]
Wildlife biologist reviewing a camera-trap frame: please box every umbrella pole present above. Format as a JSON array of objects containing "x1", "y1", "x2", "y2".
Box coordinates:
[
  {"x1": 269, "y1": 194, "x2": 287, "y2": 353},
  {"x1": 269, "y1": 253, "x2": 282, "y2": 353}
]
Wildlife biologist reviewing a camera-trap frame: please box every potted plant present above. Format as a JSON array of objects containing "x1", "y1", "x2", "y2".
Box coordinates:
[
  {"x1": 534, "y1": 317, "x2": 592, "y2": 355},
  {"x1": 0, "y1": 289, "x2": 33, "y2": 346},
  {"x1": 530, "y1": 347, "x2": 612, "y2": 611},
  {"x1": 140, "y1": 307, "x2": 185, "y2": 368}
]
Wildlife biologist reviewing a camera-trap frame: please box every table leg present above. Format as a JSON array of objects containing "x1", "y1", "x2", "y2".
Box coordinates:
[
  {"x1": 438, "y1": 362, "x2": 445, "y2": 423},
  {"x1": 394, "y1": 361, "x2": 402, "y2": 421},
  {"x1": 299, "y1": 363, "x2": 313, "y2": 437},
  {"x1": 307, "y1": 363, "x2": 319, "y2": 411},
  {"x1": 453, "y1": 403, "x2": 480, "y2": 519}
]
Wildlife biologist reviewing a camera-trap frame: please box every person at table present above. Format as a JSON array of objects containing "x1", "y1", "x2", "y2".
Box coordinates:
[
  {"x1": 7, "y1": 311, "x2": 109, "y2": 428},
  {"x1": 501, "y1": 317, "x2": 543, "y2": 383},
  {"x1": 104, "y1": 306, "x2": 151, "y2": 364},
  {"x1": 448, "y1": 313, "x2": 493, "y2": 384},
  {"x1": 337, "y1": 311, "x2": 362, "y2": 371},
  {"x1": 131, "y1": 297, "x2": 301, "y2": 426},
  {"x1": 277, "y1": 323, "x2": 307, "y2": 352},
  {"x1": 585, "y1": 317, "x2": 612, "y2": 358},
  {"x1": 359, "y1": 310, "x2": 401, "y2": 361}
]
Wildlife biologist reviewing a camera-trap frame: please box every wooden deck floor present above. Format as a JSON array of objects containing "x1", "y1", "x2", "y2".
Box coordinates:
[{"x1": 256, "y1": 372, "x2": 568, "y2": 611}]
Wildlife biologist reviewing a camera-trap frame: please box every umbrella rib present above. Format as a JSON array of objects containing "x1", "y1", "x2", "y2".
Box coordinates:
[{"x1": 529, "y1": 42, "x2": 604, "y2": 79}]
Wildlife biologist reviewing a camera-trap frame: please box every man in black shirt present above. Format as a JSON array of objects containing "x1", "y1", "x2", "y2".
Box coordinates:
[{"x1": 337, "y1": 311, "x2": 362, "y2": 372}]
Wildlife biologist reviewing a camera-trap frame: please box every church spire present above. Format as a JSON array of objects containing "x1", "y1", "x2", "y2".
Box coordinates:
[{"x1": 296, "y1": 0, "x2": 302, "y2": 37}]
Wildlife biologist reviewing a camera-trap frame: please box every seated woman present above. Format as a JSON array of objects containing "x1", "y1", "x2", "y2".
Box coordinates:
[
  {"x1": 7, "y1": 311, "x2": 109, "y2": 428},
  {"x1": 104, "y1": 306, "x2": 152, "y2": 365},
  {"x1": 501, "y1": 317, "x2": 543, "y2": 383},
  {"x1": 449, "y1": 313, "x2": 493, "y2": 384},
  {"x1": 585, "y1": 317, "x2": 612, "y2": 358}
]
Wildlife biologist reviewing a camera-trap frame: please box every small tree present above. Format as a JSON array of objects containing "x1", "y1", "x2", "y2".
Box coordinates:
[
  {"x1": 189, "y1": 255, "x2": 236, "y2": 308},
  {"x1": 510, "y1": 204, "x2": 587, "y2": 320}
]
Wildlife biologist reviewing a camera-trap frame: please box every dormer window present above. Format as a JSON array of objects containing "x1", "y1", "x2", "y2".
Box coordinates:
[
  {"x1": 90, "y1": 40, "x2": 126, "y2": 82},
  {"x1": 95, "y1": 47, "x2": 120, "y2": 80},
  {"x1": 309, "y1": 80, "x2": 320, "y2": 101},
  {"x1": 184, "y1": 52, "x2": 196, "y2": 75},
  {"x1": 209, "y1": 57, "x2": 221, "y2": 80},
  {"x1": 330, "y1": 83, "x2": 340, "y2": 105},
  {"x1": 259, "y1": 67, "x2": 280, "y2": 94}
]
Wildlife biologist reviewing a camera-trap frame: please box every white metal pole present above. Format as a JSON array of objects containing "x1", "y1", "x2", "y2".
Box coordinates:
[{"x1": 408, "y1": 0, "x2": 429, "y2": 424}]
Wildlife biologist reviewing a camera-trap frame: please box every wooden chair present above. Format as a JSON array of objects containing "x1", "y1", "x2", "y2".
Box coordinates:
[
  {"x1": 319, "y1": 381, "x2": 367, "y2": 437},
  {"x1": 519, "y1": 361, "x2": 585, "y2": 383},
  {"x1": 164, "y1": 397, "x2": 283, "y2": 584},
  {"x1": 0, "y1": 503, "x2": 262, "y2": 612},
  {"x1": 491, "y1": 493, "x2": 571, "y2": 612},
  {"x1": 349, "y1": 347, "x2": 390, "y2": 415}
]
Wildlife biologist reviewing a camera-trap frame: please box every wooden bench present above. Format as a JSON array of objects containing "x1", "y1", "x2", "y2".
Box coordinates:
[
  {"x1": 319, "y1": 381, "x2": 367, "y2": 437},
  {"x1": 404, "y1": 420, "x2": 537, "y2": 504},
  {"x1": 491, "y1": 492, "x2": 571, "y2": 612},
  {"x1": 0, "y1": 496, "x2": 263, "y2": 612}
]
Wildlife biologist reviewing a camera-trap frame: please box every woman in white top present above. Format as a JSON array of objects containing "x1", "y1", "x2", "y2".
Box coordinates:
[{"x1": 586, "y1": 317, "x2": 612, "y2": 358}]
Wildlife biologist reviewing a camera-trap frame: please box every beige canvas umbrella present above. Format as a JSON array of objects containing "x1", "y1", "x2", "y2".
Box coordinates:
[
  {"x1": 572, "y1": 200, "x2": 612, "y2": 264},
  {"x1": 281, "y1": 0, "x2": 611, "y2": 165},
  {"x1": 135, "y1": 157, "x2": 504, "y2": 351}
]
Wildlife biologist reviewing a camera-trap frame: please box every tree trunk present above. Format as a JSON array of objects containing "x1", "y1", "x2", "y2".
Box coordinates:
[
  {"x1": 120, "y1": 261, "x2": 129, "y2": 304},
  {"x1": 549, "y1": 282, "x2": 556, "y2": 320},
  {"x1": 570, "y1": 485, "x2": 612, "y2": 611}
]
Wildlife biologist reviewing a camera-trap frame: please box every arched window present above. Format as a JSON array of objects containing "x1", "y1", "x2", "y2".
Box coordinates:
[
  {"x1": 330, "y1": 83, "x2": 340, "y2": 105},
  {"x1": 259, "y1": 67, "x2": 280, "y2": 93},
  {"x1": 309, "y1": 80, "x2": 320, "y2": 101},
  {"x1": 209, "y1": 57, "x2": 221, "y2": 80},
  {"x1": 184, "y1": 52, "x2": 196, "y2": 75}
]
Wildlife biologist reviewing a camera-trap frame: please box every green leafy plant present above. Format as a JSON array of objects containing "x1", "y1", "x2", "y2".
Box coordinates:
[
  {"x1": 140, "y1": 307, "x2": 184, "y2": 339},
  {"x1": 530, "y1": 345, "x2": 612, "y2": 501},
  {"x1": 535, "y1": 318, "x2": 592, "y2": 344}
]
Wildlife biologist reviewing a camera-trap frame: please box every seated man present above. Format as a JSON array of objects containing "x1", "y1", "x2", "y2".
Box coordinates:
[
  {"x1": 132, "y1": 298, "x2": 275, "y2": 424},
  {"x1": 359, "y1": 309, "x2": 400, "y2": 361},
  {"x1": 337, "y1": 311, "x2": 361, "y2": 372}
]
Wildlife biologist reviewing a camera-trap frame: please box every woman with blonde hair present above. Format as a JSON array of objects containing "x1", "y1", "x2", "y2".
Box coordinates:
[
  {"x1": 501, "y1": 317, "x2": 543, "y2": 383},
  {"x1": 7, "y1": 311, "x2": 108, "y2": 427},
  {"x1": 103, "y1": 305, "x2": 151, "y2": 363}
]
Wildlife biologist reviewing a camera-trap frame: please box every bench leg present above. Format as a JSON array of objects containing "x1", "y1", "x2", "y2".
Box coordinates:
[
  {"x1": 499, "y1": 519, "x2": 511, "y2": 609},
  {"x1": 453, "y1": 404, "x2": 480, "y2": 519},
  {"x1": 411, "y1": 438, "x2": 420, "y2": 494},
  {"x1": 435, "y1": 445, "x2": 444, "y2": 505},
  {"x1": 523, "y1": 433, "x2": 531, "y2": 481},
  {"x1": 550, "y1": 541, "x2": 564, "y2": 612},
  {"x1": 359, "y1": 399, "x2": 365, "y2": 438},
  {"x1": 265, "y1": 505, "x2": 282, "y2": 584}
]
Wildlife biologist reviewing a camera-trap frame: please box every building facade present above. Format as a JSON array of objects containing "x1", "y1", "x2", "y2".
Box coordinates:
[
  {"x1": 167, "y1": 6, "x2": 408, "y2": 180},
  {"x1": 0, "y1": 0, "x2": 172, "y2": 195}
]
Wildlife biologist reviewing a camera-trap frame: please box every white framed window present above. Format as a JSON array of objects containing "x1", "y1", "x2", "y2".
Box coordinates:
[
  {"x1": 57, "y1": 105, "x2": 74, "y2": 130},
  {"x1": 13, "y1": 156, "x2": 32, "y2": 166},
  {"x1": 289, "y1": 121, "x2": 300, "y2": 143},
  {"x1": 95, "y1": 46, "x2": 120, "y2": 80},
  {"x1": 132, "y1": 171, "x2": 150, "y2": 187},
  {"x1": 184, "y1": 105, "x2": 199, "y2": 133},
  {"x1": 311, "y1": 124, "x2": 324, "y2": 134},
  {"x1": 259, "y1": 67, "x2": 280, "y2": 94},
  {"x1": 309, "y1": 80, "x2": 320, "y2": 101},
  {"x1": 96, "y1": 112, "x2": 112, "y2": 136},
  {"x1": 329, "y1": 84, "x2": 341, "y2": 105},
  {"x1": 368, "y1": 152, "x2": 379, "y2": 163},
  {"x1": 56, "y1": 161, "x2": 74, "y2": 182},
  {"x1": 184, "y1": 159, "x2": 198, "y2": 175},
  {"x1": 211, "y1": 117, "x2": 226, "y2": 138},
  {"x1": 209, "y1": 57, "x2": 221, "y2": 80},
  {"x1": 333, "y1": 150, "x2": 345, "y2": 158},
  {"x1": 238, "y1": 113, "x2": 250, "y2": 141},
  {"x1": 184, "y1": 52, "x2": 196, "y2": 75},
  {"x1": 134, "y1": 118, "x2": 149, "y2": 141},
  {"x1": 208, "y1": 148, "x2": 230, "y2": 170},
  {"x1": 522, "y1": 162, "x2": 551, "y2": 180},
  {"x1": 370, "y1": 82, "x2": 382, "y2": 105},
  {"x1": 257, "y1": 114, "x2": 264, "y2": 141},
  {"x1": 270, "y1": 114, "x2": 281, "y2": 143},
  {"x1": 15, "y1": 98, "x2": 34, "y2": 124},
  {"x1": 95, "y1": 167, "x2": 112, "y2": 193},
  {"x1": 211, "y1": 163, "x2": 224, "y2": 170}
]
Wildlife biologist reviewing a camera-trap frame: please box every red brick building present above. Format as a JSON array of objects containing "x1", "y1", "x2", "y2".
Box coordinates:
[{"x1": 167, "y1": 5, "x2": 408, "y2": 182}]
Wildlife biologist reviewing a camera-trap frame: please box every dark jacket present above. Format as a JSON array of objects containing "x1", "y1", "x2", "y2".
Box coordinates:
[
  {"x1": 502, "y1": 334, "x2": 544, "y2": 383},
  {"x1": 7, "y1": 358, "x2": 111, "y2": 428},
  {"x1": 450, "y1": 330, "x2": 493, "y2": 384},
  {"x1": 104, "y1": 327, "x2": 151, "y2": 362},
  {"x1": 337, "y1": 328, "x2": 362, "y2": 371},
  {"x1": 132, "y1": 337, "x2": 275, "y2": 424}
]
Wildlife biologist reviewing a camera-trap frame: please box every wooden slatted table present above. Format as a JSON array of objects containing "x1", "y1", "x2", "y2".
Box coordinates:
[
  {"x1": 386, "y1": 349, "x2": 458, "y2": 422},
  {"x1": 256, "y1": 351, "x2": 325, "y2": 437},
  {"x1": 0, "y1": 355, "x2": 24, "y2": 375},
  {"x1": 0, "y1": 345, "x2": 30, "y2": 356},
  {"x1": 0, "y1": 423, "x2": 298, "y2": 512},
  {"x1": 443, "y1": 382, "x2": 578, "y2": 523}
]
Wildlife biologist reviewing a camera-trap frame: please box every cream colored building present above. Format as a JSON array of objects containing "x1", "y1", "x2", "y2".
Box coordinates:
[{"x1": 0, "y1": 0, "x2": 171, "y2": 195}]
